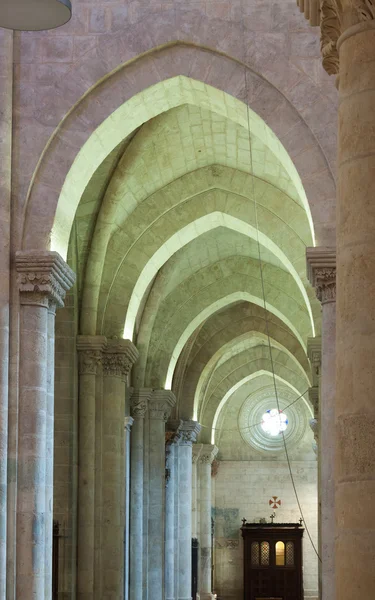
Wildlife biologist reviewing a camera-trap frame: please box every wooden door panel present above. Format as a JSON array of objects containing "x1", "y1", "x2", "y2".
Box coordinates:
[{"x1": 241, "y1": 523, "x2": 303, "y2": 600}]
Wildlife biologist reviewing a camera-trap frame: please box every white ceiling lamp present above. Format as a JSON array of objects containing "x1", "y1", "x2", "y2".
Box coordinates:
[{"x1": 0, "y1": 0, "x2": 72, "y2": 31}]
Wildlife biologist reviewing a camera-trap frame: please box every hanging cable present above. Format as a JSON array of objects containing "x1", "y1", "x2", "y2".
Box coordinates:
[{"x1": 239, "y1": 0, "x2": 321, "y2": 563}]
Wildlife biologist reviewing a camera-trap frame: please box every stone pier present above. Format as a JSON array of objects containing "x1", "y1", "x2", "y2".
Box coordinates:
[
  {"x1": 129, "y1": 389, "x2": 151, "y2": 600},
  {"x1": 177, "y1": 421, "x2": 200, "y2": 600},
  {"x1": 15, "y1": 251, "x2": 74, "y2": 599},
  {"x1": 336, "y1": 15, "x2": 375, "y2": 598},
  {"x1": 101, "y1": 340, "x2": 138, "y2": 599},
  {"x1": 76, "y1": 335, "x2": 106, "y2": 600},
  {"x1": 307, "y1": 248, "x2": 336, "y2": 600},
  {"x1": 148, "y1": 390, "x2": 176, "y2": 600},
  {"x1": 199, "y1": 445, "x2": 218, "y2": 600}
]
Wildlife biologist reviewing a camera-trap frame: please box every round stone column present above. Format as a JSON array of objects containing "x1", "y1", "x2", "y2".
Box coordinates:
[
  {"x1": 0, "y1": 29, "x2": 12, "y2": 600},
  {"x1": 192, "y1": 445, "x2": 202, "y2": 541},
  {"x1": 124, "y1": 416, "x2": 134, "y2": 600},
  {"x1": 101, "y1": 340, "x2": 138, "y2": 599},
  {"x1": 129, "y1": 389, "x2": 151, "y2": 600},
  {"x1": 307, "y1": 248, "x2": 336, "y2": 600},
  {"x1": 199, "y1": 445, "x2": 218, "y2": 600},
  {"x1": 335, "y1": 15, "x2": 375, "y2": 600},
  {"x1": 192, "y1": 445, "x2": 202, "y2": 600},
  {"x1": 45, "y1": 299, "x2": 57, "y2": 600},
  {"x1": 15, "y1": 251, "x2": 75, "y2": 599},
  {"x1": 165, "y1": 432, "x2": 178, "y2": 600},
  {"x1": 76, "y1": 335, "x2": 106, "y2": 600},
  {"x1": 177, "y1": 421, "x2": 201, "y2": 600},
  {"x1": 148, "y1": 390, "x2": 176, "y2": 600},
  {"x1": 307, "y1": 338, "x2": 321, "y2": 597}
]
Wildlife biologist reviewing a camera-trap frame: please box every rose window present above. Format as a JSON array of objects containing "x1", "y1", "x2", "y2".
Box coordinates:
[{"x1": 261, "y1": 409, "x2": 288, "y2": 437}]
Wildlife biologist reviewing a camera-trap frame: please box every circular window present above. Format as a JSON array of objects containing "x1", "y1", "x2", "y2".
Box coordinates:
[
  {"x1": 239, "y1": 385, "x2": 307, "y2": 454},
  {"x1": 261, "y1": 409, "x2": 288, "y2": 437}
]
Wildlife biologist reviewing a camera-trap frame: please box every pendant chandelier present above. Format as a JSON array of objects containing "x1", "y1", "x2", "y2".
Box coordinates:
[{"x1": 0, "y1": 0, "x2": 71, "y2": 31}]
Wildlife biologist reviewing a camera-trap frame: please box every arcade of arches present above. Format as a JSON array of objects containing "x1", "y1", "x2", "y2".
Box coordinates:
[{"x1": 0, "y1": 1, "x2": 374, "y2": 600}]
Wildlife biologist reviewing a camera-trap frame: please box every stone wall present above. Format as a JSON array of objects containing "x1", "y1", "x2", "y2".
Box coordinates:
[{"x1": 214, "y1": 460, "x2": 318, "y2": 600}]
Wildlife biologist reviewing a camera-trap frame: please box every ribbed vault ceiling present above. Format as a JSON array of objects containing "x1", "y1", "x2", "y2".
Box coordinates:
[{"x1": 66, "y1": 77, "x2": 319, "y2": 452}]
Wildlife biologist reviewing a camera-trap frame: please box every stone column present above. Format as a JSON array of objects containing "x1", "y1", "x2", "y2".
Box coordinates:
[
  {"x1": 192, "y1": 445, "x2": 202, "y2": 600},
  {"x1": 307, "y1": 248, "x2": 336, "y2": 600},
  {"x1": 101, "y1": 340, "x2": 138, "y2": 599},
  {"x1": 124, "y1": 416, "x2": 134, "y2": 600},
  {"x1": 76, "y1": 335, "x2": 107, "y2": 600},
  {"x1": 198, "y1": 445, "x2": 218, "y2": 600},
  {"x1": 307, "y1": 338, "x2": 321, "y2": 596},
  {"x1": 148, "y1": 390, "x2": 176, "y2": 600},
  {"x1": 15, "y1": 251, "x2": 75, "y2": 599},
  {"x1": 192, "y1": 445, "x2": 202, "y2": 542},
  {"x1": 165, "y1": 425, "x2": 181, "y2": 600},
  {"x1": 0, "y1": 28, "x2": 12, "y2": 600},
  {"x1": 129, "y1": 389, "x2": 151, "y2": 600},
  {"x1": 176, "y1": 421, "x2": 201, "y2": 600},
  {"x1": 334, "y1": 12, "x2": 375, "y2": 600},
  {"x1": 45, "y1": 299, "x2": 57, "y2": 600}
]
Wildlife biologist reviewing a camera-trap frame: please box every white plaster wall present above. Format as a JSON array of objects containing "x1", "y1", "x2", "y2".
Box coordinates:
[{"x1": 214, "y1": 460, "x2": 318, "y2": 600}]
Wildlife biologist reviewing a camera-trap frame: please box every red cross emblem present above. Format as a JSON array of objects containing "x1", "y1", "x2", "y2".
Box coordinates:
[{"x1": 269, "y1": 496, "x2": 281, "y2": 509}]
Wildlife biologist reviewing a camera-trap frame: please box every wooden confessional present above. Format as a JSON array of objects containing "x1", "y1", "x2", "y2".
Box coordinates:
[{"x1": 241, "y1": 522, "x2": 304, "y2": 600}]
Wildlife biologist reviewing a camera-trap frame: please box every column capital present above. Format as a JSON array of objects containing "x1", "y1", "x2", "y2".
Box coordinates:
[
  {"x1": 124, "y1": 416, "x2": 134, "y2": 432},
  {"x1": 77, "y1": 335, "x2": 107, "y2": 375},
  {"x1": 130, "y1": 388, "x2": 152, "y2": 419},
  {"x1": 166, "y1": 419, "x2": 183, "y2": 445},
  {"x1": 192, "y1": 443, "x2": 203, "y2": 464},
  {"x1": 16, "y1": 250, "x2": 75, "y2": 308},
  {"x1": 306, "y1": 247, "x2": 336, "y2": 304},
  {"x1": 149, "y1": 390, "x2": 176, "y2": 422},
  {"x1": 103, "y1": 339, "x2": 139, "y2": 379},
  {"x1": 199, "y1": 444, "x2": 218, "y2": 465},
  {"x1": 297, "y1": 1, "x2": 375, "y2": 76},
  {"x1": 178, "y1": 420, "x2": 201, "y2": 445}
]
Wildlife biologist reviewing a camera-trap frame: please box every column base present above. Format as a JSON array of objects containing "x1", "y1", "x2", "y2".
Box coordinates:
[{"x1": 199, "y1": 594, "x2": 214, "y2": 600}]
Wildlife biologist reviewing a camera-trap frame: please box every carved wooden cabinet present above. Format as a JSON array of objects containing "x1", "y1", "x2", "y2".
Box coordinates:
[{"x1": 241, "y1": 523, "x2": 304, "y2": 600}]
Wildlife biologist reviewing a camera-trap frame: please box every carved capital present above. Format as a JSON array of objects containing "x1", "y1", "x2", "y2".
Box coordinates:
[
  {"x1": 166, "y1": 420, "x2": 183, "y2": 446},
  {"x1": 130, "y1": 388, "x2": 152, "y2": 419},
  {"x1": 351, "y1": 0, "x2": 375, "y2": 22},
  {"x1": 296, "y1": 0, "x2": 375, "y2": 76},
  {"x1": 321, "y1": 0, "x2": 341, "y2": 75},
  {"x1": 178, "y1": 420, "x2": 201, "y2": 445},
  {"x1": 149, "y1": 390, "x2": 176, "y2": 421},
  {"x1": 16, "y1": 251, "x2": 75, "y2": 308},
  {"x1": 77, "y1": 335, "x2": 107, "y2": 375},
  {"x1": 199, "y1": 444, "x2": 218, "y2": 465},
  {"x1": 306, "y1": 247, "x2": 336, "y2": 304},
  {"x1": 103, "y1": 339, "x2": 139, "y2": 379},
  {"x1": 315, "y1": 267, "x2": 337, "y2": 303}
]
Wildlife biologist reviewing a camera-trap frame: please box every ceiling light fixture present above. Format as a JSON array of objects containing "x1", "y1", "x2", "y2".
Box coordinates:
[{"x1": 0, "y1": 0, "x2": 71, "y2": 31}]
